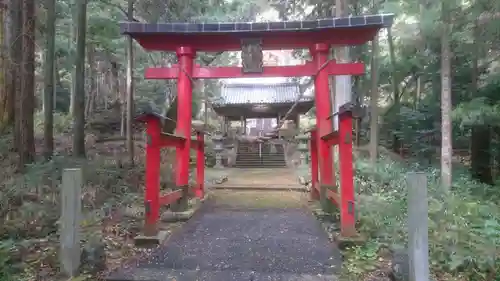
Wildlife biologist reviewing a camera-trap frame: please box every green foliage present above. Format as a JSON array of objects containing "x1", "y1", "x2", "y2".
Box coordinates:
[
  {"x1": 34, "y1": 111, "x2": 73, "y2": 135},
  {"x1": 342, "y1": 242, "x2": 379, "y2": 275},
  {"x1": 0, "y1": 240, "x2": 14, "y2": 281},
  {"x1": 353, "y1": 153, "x2": 500, "y2": 279},
  {"x1": 453, "y1": 97, "x2": 500, "y2": 127}
]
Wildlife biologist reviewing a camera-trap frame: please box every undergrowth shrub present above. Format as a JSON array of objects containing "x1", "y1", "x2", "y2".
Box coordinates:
[
  {"x1": 34, "y1": 111, "x2": 72, "y2": 134},
  {"x1": 0, "y1": 240, "x2": 14, "y2": 281},
  {"x1": 354, "y1": 154, "x2": 500, "y2": 280}
]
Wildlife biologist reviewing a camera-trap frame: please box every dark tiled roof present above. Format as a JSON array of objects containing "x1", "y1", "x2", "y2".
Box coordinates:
[
  {"x1": 120, "y1": 14, "x2": 394, "y2": 35},
  {"x1": 213, "y1": 82, "x2": 312, "y2": 106}
]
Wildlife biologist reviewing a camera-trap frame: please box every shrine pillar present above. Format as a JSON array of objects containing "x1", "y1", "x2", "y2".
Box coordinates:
[
  {"x1": 311, "y1": 43, "x2": 335, "y2": 212},
  {"x1": 295, "y1": 114, "x2": 300, "y2": 130},
  {"x1": 173, "y1": 46, "x2": 195, "y2": 211},
  {"x1": 144, "y1": 118, "x2": 161, "y2": 235},
  {"x1": 195, "y1": 132, "x2": 205, "y2": 199},
  {"x1": 240, "y1": 116, "x2": 244, "y2": 135},
  {"x1": 310, "y1": 130, "x2": 319, "y2": 200},
  {"x1": 222, "y1": 116, "x2": 229, "y2": 135},
  {"x1": 277, "y1": 114, "x2": 281, "y2": 139}
]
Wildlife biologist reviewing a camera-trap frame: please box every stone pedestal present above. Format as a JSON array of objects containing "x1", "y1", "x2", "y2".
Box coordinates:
[
  {"x1": 225, "y1": 143, "x2": 235, "y2": 167},
  {"x1": 295, "y1": 134, "x2": 310, "y2": 187},
  {"x1": 296, "y1": 134, "x2": 310, "y2": 169},
  {"x1": 212, "y1": 131, "x2": 225, "y2": 169}
]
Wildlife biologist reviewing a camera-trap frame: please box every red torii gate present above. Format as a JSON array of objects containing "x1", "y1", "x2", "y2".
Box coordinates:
[{"x1": 122, "y1": 14, "x2": 393, "y2": 238}]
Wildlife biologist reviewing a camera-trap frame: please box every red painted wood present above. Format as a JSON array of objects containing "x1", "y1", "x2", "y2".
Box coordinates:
[
  {"x1": 144, "y1": 118, "x2": 161, "y2": 235},
  {"x1": 195, "y1": 132, "x2": 205, "y2": 199},
  {"x1": 310, "y1": 129, "x2": 320, "y2": 200},
  {"x1": 133, "y1": 28, "x2": 378, "y2": 52},
  {"x1": 190, "y1": 139, "x2": 202, "y2": 149},
  {"x1": 326, "y1": 138, "x2": 339, "y2": 146},
  {"x1": 321, "y1": 130, "x2": 339, "y2": 146},
  {"x1": 327, "y1": 190, "x2": 340, "y2": 207},
  {"x1": 145, "y1": 61, "x2": 365, "y2": 79},
  {"x1": 155, "y1": 134, "x2": 203, "y2": 149},
  {"x1": 311, "y1": 43, "x2": 335, "y2": 189},
  {"x1": 158, "y1": 134, "x2": 186, "y2": 148},
  {"x1": 338, "y1": 111, "x2": 356, "y2": 237},
  {"x1": 135, "y1": 113, "x2": 163, "y2": 124},
  {"x1": 159, "y1": 190, "x2": 183, "y2": 206},
  {"x1": 175, "y1": 46, "x2": 195, "y2": 188}
]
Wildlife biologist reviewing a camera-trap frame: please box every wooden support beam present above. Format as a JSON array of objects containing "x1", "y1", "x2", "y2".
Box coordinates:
[
  {"x1": 309, "y1": 129, "x2": 320, "y2": 200},
  {"x1": 159, "y1": 189, "x2": 184, "y2": 206},
  {"x1": 338, "y1": 104, "x2": 356, "y2": 237},
  {"x1": 327, "y1": 189, "x2": 340, "y2": 206},
  {"x1": 159, "y1": 133, "x2": 186, "y2": 148},
  {"x1": 145, "y1": 61, "x2": 365, "y2": 79},
  {"x1": 321, "y1": 130, "x2": 339, "y2": 146}
]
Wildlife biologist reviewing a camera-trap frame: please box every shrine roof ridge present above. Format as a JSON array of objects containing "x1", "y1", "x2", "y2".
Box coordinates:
[
  {"x1": 213, "y1": 82, "x2": 313, "y2": 106},
  {"x1": 120, "y1": 14, "x2": 394, "y2": 34},
  {"x1": 223, "y1": 81, "x2": 299, "y2": 87}
]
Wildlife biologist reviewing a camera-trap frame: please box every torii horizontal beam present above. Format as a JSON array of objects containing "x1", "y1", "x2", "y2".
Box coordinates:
[{"x1": 145, "y1": 61, "x2": 365, "y2": 79}]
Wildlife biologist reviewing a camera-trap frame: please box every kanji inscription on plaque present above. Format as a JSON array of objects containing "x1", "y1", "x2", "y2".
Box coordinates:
[{"x1": 241, "y1": 38, "x2": 263, "y2": 73}]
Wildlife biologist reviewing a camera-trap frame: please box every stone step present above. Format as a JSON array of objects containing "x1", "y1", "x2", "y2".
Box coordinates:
[
  {"x1": 236, "y1": 160, "x2": 285, "y2": 163},
  {"x1": 236, "y1": 156, "x2": 284, "y2": 158},
  {"x1": 234, "y1": 163, "x2": 286, "y2": 168},
  {"x1": 107, "y1": 266, "x2": 337, "y2": 281},
  {"x1": 235, "y1": 159, "x2": 286, "y2": 163},
  {"x1": 236, "y1": 155, "x2": 284, "y2": 158},
  {"x1": 237, "y1": 151, "x2": 284, "y2": 154},
  {"x1": 236, "y1": 156, "x2": 285, "y2": 160},
  {"x1": 238, "y1": 151, "x2": 285, "y2": 154},
  {"x1": 235, "y1": 158, "x2": 285, "y2": 161},
  {"x1": 236, "y1": 156, "x2": 285, "y2": 159},
  {"x1": 237, "y1": 153, "x2": 283, "y2": 155},
  {"x1": 234, "y1": 164, "x2": 286, "y2": 167}
]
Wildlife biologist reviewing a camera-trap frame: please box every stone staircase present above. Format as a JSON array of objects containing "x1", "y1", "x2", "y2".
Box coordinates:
[{"x1": 235, "y1": 141, "x2": 286, "y2": 168}]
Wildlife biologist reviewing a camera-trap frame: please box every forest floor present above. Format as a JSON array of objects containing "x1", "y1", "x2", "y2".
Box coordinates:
[
  {"x1": 1, "y1": 130, "x2": 491, "y2": 281},
  {"x1": 0, "y1": 131, "x2": 202, "y2": 281}
]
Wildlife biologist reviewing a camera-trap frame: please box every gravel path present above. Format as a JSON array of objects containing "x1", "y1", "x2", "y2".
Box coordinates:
[{"x1": 107, "y1": 193, "x2": 341, "y2": 281}]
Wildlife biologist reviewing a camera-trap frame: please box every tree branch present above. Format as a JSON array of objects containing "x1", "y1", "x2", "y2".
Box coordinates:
[{"x1": 100, "y1": 0, "x2": 141, "y2": 22}]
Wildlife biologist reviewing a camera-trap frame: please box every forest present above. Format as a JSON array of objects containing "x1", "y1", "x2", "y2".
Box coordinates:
[{"x1": 0, "y1": 0, "x2": 499, "y2": 280}]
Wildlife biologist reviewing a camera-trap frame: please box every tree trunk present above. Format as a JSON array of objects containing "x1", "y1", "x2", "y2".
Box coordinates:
[
  {"x1": 471, "y1": 126, "x2": 492, "y2": 184},
  {"x1": 43, "y1": 0, "x2": 56, "y2": 160},
  {"x1": 352, "y1": 0, "x2": 362, "y2": 146},
  {"x1": 334, "y1": 0, "x2": 349, "y2": 110},
  {"x1": 85, "y1": 44, "x2": 95, "y2": 117},
  {"x1": 126, "y1": 0, "x2": 135, "y2": 165},
  {"x1": 69, "y1": 0, "x2": 78, "y2": 114},
  {"x1": 18, "y1": 0, "x2": 36, "y2": 169},
  {"x1": 72, "y1": 0, "x2": 87, "y2": 157},
  {"x1": 369, "y1": 34, "x2": 379, "y2": 165},
  {"x1": 110, "y1": 61, "x2": 122, "y2": 134},
  {"x1": 54, "y1": 60, "x2": 59, "y2": 109},
  {"x1": 387, "y1": 27, "x2": 401, "y2": 153},
  {"x1": 10, "y1": 0, "x2": 21, "y2": 152},
  {"x1": 415, "y1": 1, "x2": 426, "y2": 109},
  {"x1": 469, "y1": 20, "x2": 492, "y2": 184},
  {"x1": 0, "y1": 2, "x2": 13, "y2": 132},
  {"x1": 440, "y1": 1, "x2": 452, "y2": 190}
]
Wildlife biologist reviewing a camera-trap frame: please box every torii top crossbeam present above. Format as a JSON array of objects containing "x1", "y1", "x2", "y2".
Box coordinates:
[{"x1": 120, "y1": 14, "x2": 394, "y2": 52}]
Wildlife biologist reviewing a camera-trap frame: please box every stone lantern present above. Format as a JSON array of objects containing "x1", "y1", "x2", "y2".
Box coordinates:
[
  {"x1": 212, "y1": 131, "x2": 225, "y2": 169},
  {"x1": 295, "y1": 134, "x2": 310, "y2": 169}
]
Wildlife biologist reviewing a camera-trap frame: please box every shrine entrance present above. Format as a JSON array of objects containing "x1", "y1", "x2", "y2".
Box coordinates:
[
  {"x1": 108, "y1": 14, "x2": 394, "y2": 281},
  {"x1": 123, "y1": 14, "x2": 393, "y2": 242}
]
